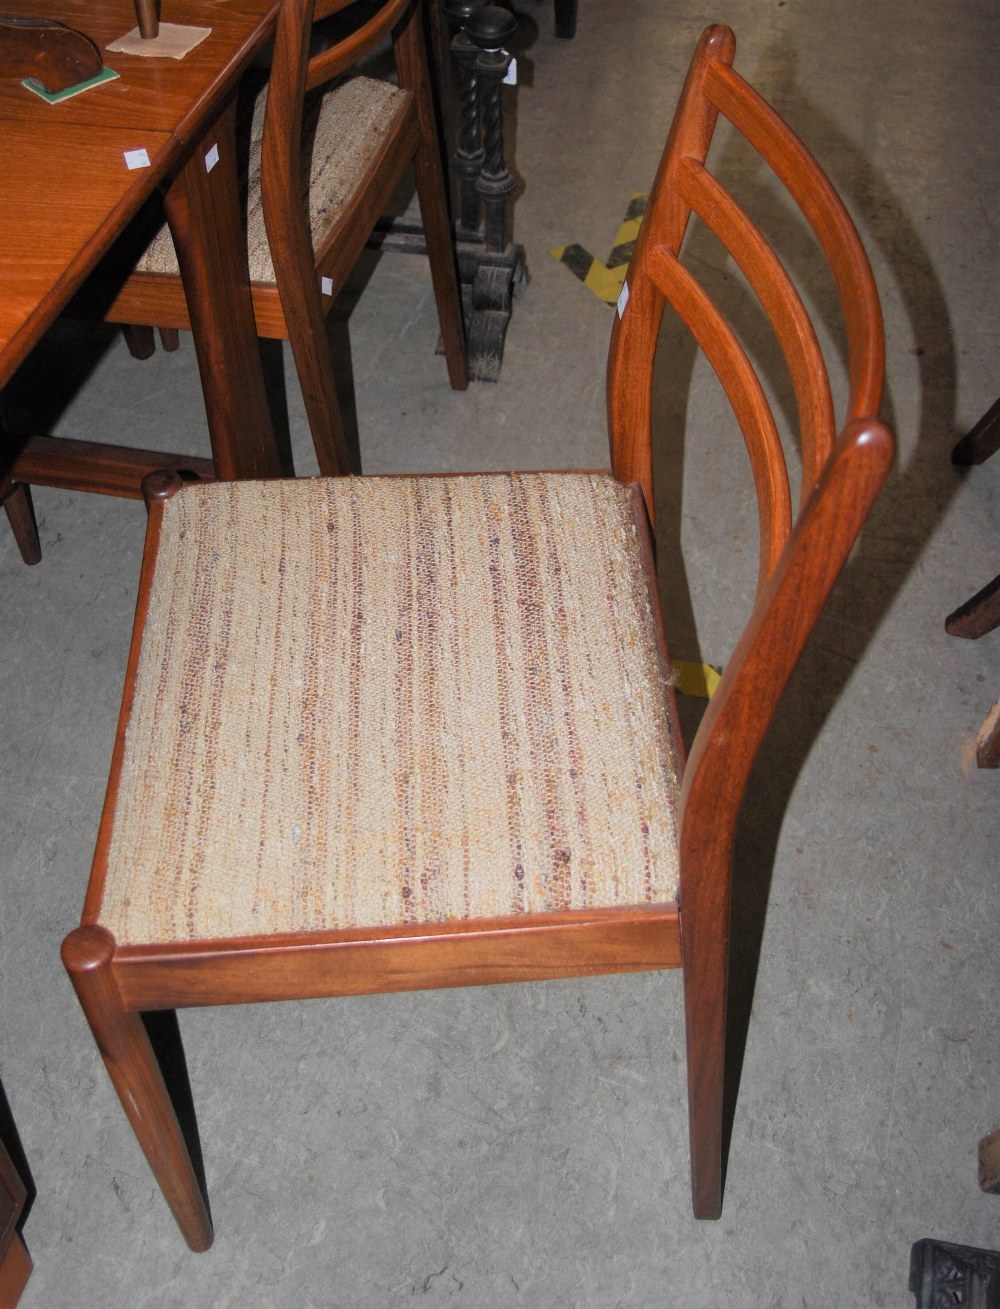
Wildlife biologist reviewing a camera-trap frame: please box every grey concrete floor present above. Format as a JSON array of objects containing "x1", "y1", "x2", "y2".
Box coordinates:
[{"x1": 2, "y1": 0, "x2": 998, "y2": 1305}]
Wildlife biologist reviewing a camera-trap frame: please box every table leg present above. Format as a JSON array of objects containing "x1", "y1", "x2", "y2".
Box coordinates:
[{"x1": 162, "y1": 101, "x2": 283, "y2": 481}]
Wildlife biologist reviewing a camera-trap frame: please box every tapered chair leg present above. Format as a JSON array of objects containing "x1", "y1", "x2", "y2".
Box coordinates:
[
  {"x1": 61, "y1": 926, "x2": 214, "y2": 1252},
  {"x1": 122, "y1": 324, "x2": 156, "y2": 360},
  {"x1": 159, "y1": 327, "x2": 181, "y2": 352},
  {"x1": 1, "y1": 480, "x2": 42, "y2": 565},
  {"x1": 683, "y1": 977, "x2": 726, "y2": 1219},
  {"x1": 681, "y1": 853, "x2": 730, "y2": 1220}
]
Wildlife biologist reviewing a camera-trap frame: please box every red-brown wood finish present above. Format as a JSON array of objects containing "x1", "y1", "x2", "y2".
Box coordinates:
[
  {"x1": 0, "y1": 0, "x2": 284, "y2": 557},
  {"x1": 8, "y1": 435, "x2": 215, "y2": 499},
  {"x1": 0, "y1": 1234, "x2": 31, "y2": 1309},
  {"x1": 0, "y1": 0, "x2": 282, "y2": 142},
  {"x1": 63, "y1": 24, "x2": 894, "y2": 1245},
  {"x1": 0, "y1": 118, "x2": 176, "y2": 387},
  {"x1": 161, "y1": 97, "x2": 280, "y2": 481}
]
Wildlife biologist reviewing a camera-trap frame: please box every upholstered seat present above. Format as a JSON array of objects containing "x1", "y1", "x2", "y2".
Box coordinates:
[
  {"x1": 135, "y1": 77, "x2": 408, "y2": 287},
  {"x1": 100, "y1": 475, "x2": 680, "y2": 946}
]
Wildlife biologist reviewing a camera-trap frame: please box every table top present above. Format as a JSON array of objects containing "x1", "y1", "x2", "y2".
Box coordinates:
[{"x1": 0, "y1": 0, "x2": 279, "y2": 388}]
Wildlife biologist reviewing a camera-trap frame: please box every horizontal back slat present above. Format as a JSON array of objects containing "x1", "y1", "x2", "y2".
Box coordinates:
[
  {"x1": 703, "y1": 59, "x2": 884, "y2": 422},
  {"x1": 675, "y1": 157, "x2": 837, "y2": 501},
  {"x1": 647, "y1": 244, "x2": 792, "y2": 585}
]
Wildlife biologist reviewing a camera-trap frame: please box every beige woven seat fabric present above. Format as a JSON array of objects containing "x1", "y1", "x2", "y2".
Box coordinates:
[
  {"x1": 98, "y1": 475, "x2": 681, "y2": 946},
  {"x1": 134, "y1": 76, "x2": 408, "y2": 284}
]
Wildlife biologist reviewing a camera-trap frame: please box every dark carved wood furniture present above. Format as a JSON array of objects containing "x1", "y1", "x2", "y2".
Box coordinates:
[
  {"x1": 909, "y1": 1239, "x2": 1000, "y2": 1309},
  {"x1": 0, "y1": 0, "x2": 287, "y2": 562},
  {"x1": 62, "y1": 24, "x2": 893, "y2": 1247},
  {"x1": 437, "y1": 2, "x2": 526, "y2": 380},
  {"x1": 98, "y1": 0, "x2": 468, "y2": 478}
]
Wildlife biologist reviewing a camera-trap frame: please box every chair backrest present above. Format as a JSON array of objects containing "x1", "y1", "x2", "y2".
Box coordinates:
[
  {"x1": 605, "y1": 26, "x2": 894, "y2": 911},
  {"x1": 257, "y1": 0, "x2": 429, "y2": 473}
]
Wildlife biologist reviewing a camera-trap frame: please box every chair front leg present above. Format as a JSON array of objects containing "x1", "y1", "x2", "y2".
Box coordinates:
[
  {"x1": 62, "y1": 926, "x2": 214, "y2": 1252},
  {"x1": 1, "y1": 479, "x2": 41, "y2": 565}
]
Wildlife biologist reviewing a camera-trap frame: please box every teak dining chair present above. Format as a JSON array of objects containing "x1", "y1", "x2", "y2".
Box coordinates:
[
  {"x1": 94, "y1": 0, "x2": 468, "y2": 478},
  {"x1": 62, "y1": 24, "x2": 894, "y2": 1247}
]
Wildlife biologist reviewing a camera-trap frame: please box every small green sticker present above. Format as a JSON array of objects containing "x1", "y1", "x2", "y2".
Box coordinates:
[{"x1": 23, "y1": 64, "x2": 119, "y2": 104}]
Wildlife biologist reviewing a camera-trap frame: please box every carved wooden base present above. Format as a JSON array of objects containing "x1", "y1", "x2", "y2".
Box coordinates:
[
  {"x1": 374, "y1": 221, "x2": 527, "y2": 382},
  {"x1": 909, "y1": 1239, "x2": 1000, "y2": 1308},
  {"x1": 456, "y1": 238, "x2": 528, "y2": 382}
]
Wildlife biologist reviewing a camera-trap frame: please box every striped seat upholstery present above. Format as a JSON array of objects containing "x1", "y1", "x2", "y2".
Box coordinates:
[
  {"x1": 99, "y1": 475, "x2": 681, "y2": 946},
  {"x1": 135, "y1": 76, "x2": 408, "y2": 283}
]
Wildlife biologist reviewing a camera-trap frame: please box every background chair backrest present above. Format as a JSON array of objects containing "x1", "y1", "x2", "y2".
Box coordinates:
[{"x1": 260, "y1": 0, "x2": 416, "y2": 264}]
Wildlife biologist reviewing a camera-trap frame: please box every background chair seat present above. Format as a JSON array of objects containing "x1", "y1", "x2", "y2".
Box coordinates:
[
  {"x1": 100, "y1": 474, "x2": 682, "y2": 947},
  {"x1": 134, "y1": 76, "x2": 409, "y2": 288}
]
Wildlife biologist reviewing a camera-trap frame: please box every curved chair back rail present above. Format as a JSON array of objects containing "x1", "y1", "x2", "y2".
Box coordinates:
[{"x1": 80, "y1": 0, "x2": 468, "y2": 478}]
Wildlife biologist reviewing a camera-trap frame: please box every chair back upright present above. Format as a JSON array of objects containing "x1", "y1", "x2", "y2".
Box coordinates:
[
  {"x1": 605, "y1": 23, "x2": 894, "y2": 1218},
  {"x1": 259, "y1": 0, "x2": 437, "y2": 474},
  {"x1": 260, "y1": 0, "x2": 428, "y2": 282}
]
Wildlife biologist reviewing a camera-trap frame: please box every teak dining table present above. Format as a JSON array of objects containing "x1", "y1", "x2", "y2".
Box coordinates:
[{"x1": 0, "y1": 0, "x2": 285, "y2": 531}]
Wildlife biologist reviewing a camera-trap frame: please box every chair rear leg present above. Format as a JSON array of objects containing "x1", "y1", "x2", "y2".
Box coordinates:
[
  {"x1": 1, "y1": 481, "x2": 41, "y2": 565},
  {"x1": 683, "y1": 948, "x2": 727, "y2": 1218},
  {"x1": 159, "y1": 328, "x2": 181, "y2": 352},
  {"x1": 684, "y1": 979, "x2": 726, "y2": 1218},
  {"x1": 61, "y1": 926, "x2": 214, "y2": 1252},
  {"x1": 681, "y1": 874, "x2": 730, "y2": 1219}
]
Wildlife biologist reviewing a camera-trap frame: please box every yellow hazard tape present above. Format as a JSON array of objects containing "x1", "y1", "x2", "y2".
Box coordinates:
[
  {"x1": 671, "y1": 660, "x2": 723, "y2": 699},
  {"x1": 551, "y1": 192, "x2": 647, "y2": 304}
]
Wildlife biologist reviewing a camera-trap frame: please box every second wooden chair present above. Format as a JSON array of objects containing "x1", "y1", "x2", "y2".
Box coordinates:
[{"x1": 99, "y1": 0, "x2": 468, "y2": 477}]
